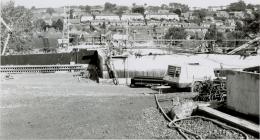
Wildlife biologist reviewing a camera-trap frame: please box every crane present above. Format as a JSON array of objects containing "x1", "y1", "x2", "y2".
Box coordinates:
[
  {"x1": 227, "y1": 36, "x2": 260, "y2": 55},
  {"x1": 1, "y1": 17, "x2": 12, "y2": 55}
]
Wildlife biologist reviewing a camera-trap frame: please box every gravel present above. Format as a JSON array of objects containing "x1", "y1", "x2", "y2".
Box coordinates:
[
  {"x1": 175, "y1": 117, "x2": 256, "y2": 139},
  {"x1": 135, "y1": 107, "x2": 183, "y2": 139}
]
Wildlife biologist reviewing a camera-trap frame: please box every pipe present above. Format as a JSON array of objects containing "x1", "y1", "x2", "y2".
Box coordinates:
[{"x1": 154, "y1": 94, "x2": 249, "y2": 139}]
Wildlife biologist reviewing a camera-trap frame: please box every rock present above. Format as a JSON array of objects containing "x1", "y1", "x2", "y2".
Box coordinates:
[{"x1": 169, "y1": 101, "x2": 197, "y2": 119}]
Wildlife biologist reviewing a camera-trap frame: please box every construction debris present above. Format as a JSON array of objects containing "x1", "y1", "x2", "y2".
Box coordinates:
[{"x1": 193, "y1": 78, "x2": 227, "y2": 102}]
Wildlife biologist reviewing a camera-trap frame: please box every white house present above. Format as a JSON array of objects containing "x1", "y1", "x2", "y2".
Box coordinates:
[
  {"x1": 121, "y1": 13, "x2": 143, "y2": 20},
  {"x1": 147, "y1": 13, "x2": 179, "y2": 21},
  {"x1": 81, "y1": 15, "x2": 93, "y2": 22},
  {"x1": 215, "y1": 11, "x2": 229, "y2": 18},
  {"x1": 95, "y1": 14, "x2": 119, "y2": 20}
]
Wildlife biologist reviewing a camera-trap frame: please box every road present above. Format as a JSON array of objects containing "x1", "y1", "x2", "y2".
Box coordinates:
[{"x1": 0, "y1": 73, "x2": 195, "y2": 139}]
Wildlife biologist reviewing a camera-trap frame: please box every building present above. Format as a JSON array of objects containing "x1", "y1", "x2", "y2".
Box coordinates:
[
  {"x1": 95, "y1": 14, "x2": 119, "y2": 21},
  {"x1": 224, "y1": 19, "x2": 236, "y2": 27},
  {"x1": 90, "y1": 6, "x2": 103, "y2": 15},
  {"x1": 158, "y1": 9, "x2": 170, "y2": 14},
  {"x1": 215, "y1": 11, "x2": 229, "y2": 18},
  {"x1": 229, "y1": 11, "x2": 245, "y2": 19},
  {"x1": 208, "y1": 6, "x2": 228, "y2": 11},
  {"x1": 81, "y1": 15, "x2": 94, "y2": 22},
  {"x1": 147, "y1": 13, "x2": 179, "y2": 21},
  {"x1": 181, "y1": 12, "x2": 195, "y2": 20},
  {"x1": 121, "y1": 13, "x2": 143, "y2": 20}
]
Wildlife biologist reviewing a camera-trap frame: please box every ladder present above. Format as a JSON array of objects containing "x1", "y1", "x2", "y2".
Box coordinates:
[{"x1": 105, "y1": 58, "x2": 119, "y2": 85}]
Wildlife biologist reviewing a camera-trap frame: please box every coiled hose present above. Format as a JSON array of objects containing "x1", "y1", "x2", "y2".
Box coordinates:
[{"x1": 154, "y1": 94, "x2": 249, "y2": 139}]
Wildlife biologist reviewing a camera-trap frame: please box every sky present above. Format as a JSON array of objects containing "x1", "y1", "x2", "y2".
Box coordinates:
[{"x1": 2, "y1": 0, "x2": 260, "y2": 8}]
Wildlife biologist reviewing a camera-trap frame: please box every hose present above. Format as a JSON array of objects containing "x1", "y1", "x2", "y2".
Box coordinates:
[
  {"x1": 154, "y1": 94, "x2": 249, "y2": 139},
  {"x1": 154, "y1": 94, "x2": 201, "y2": 139},
  {"x1": 173, "y1": 116, "x2": 249, "y2": 139}
]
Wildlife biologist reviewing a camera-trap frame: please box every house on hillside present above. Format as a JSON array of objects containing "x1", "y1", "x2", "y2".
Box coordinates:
[
  {"x1": 121, "y1": 13, "x2": 143, "y2": 20},
  {"x1": 229, "y1": 11, "x2": 245, "y2": 19},
  {"x1": 67, "y1": 18, "x2": 81, "y2": 25},
  {"x1": 73, "y1": 9, "x2": 88, "y2": 19},
  {"x1": 128, "y1": 21, "x2": 145, "y2": 26},
  {"x1": 95, "y1": 14, "x2": 119, "y2": 21},
  {"x1": 201, "y1": 22, "x2": 212, "y2": 28},
  {"x1": 81, "y1": 15, "x2": 94, "y2": 22},
  {"x1": 32, "y1": 8, "x2": 47, "y2": 14},
  {"x1": 215, "y1": 11, "x2": 229, "y2": 18},
  {"x1": 204, "y1": 16, "x2": 215, "y2": 22},
  {"x1": 208, "y1": 6, "x2": 228, "y2": 11},
  {"x1": 224, "y1": 19, "x2": 236, "y2": 27},
  {"x1": 217, "y1": 25, "x2": 235, "y2": 32},
  {"x1": 158, "y1": 9, "x2": 170, "y2": 14},
  {"x1": 213, "y1": 20, "x2": 224, "y2": 26},
  {"x1": 181, "y1": 12, "x2": 195, "y2": 20},
  {"x1": 91, "y1": 6, "x2": 103, "y2": 15},
  {"x1": 147, "y1": 13, "x2": 179, "y2": 21}
]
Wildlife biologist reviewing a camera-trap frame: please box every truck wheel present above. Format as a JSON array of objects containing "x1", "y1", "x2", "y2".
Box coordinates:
[{"x1": 130, "y1": 83, "x2": 135, "y2": 88}]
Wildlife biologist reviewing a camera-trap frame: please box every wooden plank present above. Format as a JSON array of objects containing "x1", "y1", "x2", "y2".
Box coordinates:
[{"x1": 198, "y1": 106, "x2": 260, "y2": 135}]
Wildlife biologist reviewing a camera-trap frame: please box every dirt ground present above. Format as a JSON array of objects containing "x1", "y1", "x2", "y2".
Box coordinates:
[{"x1": 0, "y1": 73, "x2": 196, "y2": 139}]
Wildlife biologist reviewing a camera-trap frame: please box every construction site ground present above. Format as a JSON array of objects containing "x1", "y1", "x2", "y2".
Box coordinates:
[{"x1": 0, "y1": 73, "x2": 198, "y2": 139}]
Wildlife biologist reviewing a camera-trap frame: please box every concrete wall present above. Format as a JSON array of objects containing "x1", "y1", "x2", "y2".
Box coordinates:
[{"x1": 226, "y1": 70, "x2": 260, "y2": 117}]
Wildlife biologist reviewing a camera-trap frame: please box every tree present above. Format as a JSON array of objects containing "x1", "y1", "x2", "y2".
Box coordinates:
[
  {"x1": 84, "y1": 5, "x2": 91, "y2": 14},
  {"x1": 243, "y1": 14, "x2": 260, "y2": 34},
  {"x1": 193, "y1": 9, "x2": 207, "y2": 22},
  {"x1": 34, "y1": 19, "x2": 46, "y2": 31},
  {"x1": 31, "y1": 6, "x2": 36, "y2": 10},
  {"x1": 117, "y1": 6, "x2": 129, "y2": 12},
  {"x1": 115, "y1": 7, "x2": 124, "y2": 20},
  {"x1": 46, "y1": 8, "x2": 55, "y2": 16},
  {"x1": 1, "y1": 1, "x2": 34, "y2": 52},
  {"x1": 228, "y1": 0, "x2": 247, "y2": 11},
  {"x1": 169, "y1": 3, "x2": 189, "y2": 12},
  {"x1": 226, "y1": 31, "x2": 246, "y2": 47},
  {"x1": 101, "y1": 22, "x2": 106, "y2": 29},
  {"x1": 91, "y1": 13, "x2": 96, "y2": 20},
  {"x1": 161, "y1": 4, "x2": 168, "y2": 9},
  {"x1": 132, "y1": 6, "x2": 147, "y2": 25},
  {"x1": 205, "y1": 24, "x2": 217, "y2": 40},
  {"x1": 164, "y1": 27, "x2": 187, "y2": 39},
  {"x1": 171, "y1": 9, "x2": 181, "y2": 16},
  {"x1": 40, "y1": 20, "x2": 47, "y2": 31},
  {"x1": 247, "y1": 4, "x2": 255, "y2": 10},
  {"x1": 132, "y1": 6, "x2": 145, "y2": 14},
  {"x1": 147, "y1": 6, "x2": 160, "y2": 13},
  {"x1": 54, "y1": 19, "x2": 63, "y2": 31},
  {"x1": 104, "y1": 2, "x2": 116, "y2": 12},
  {"x1": 69, "y1": 9, "x2": 74, "y2": 19},
  {"x1": 205, "y1": 24, "x2": 225, "y2": 48}
]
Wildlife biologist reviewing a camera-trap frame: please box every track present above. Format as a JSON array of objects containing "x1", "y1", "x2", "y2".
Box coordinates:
[{"x1": 0, "y1": 64, "x2": 87, "y2": 73}]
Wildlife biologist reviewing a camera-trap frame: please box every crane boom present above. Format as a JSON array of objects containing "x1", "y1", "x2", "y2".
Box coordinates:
[{"x1": 227, "y1": 37, "x2": 260, "y2": 55}]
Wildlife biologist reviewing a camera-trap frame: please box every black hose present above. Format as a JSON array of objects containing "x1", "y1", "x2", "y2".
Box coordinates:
[
  {"x1": 173, "y1": 116, "x2": 249, "y2": 139},
  {"x1": 154, "y1": 94, "x2": 200, "y2": 139},
  {"x1": 154, "y1": 94, "x2": 249, "y2": 139}
]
